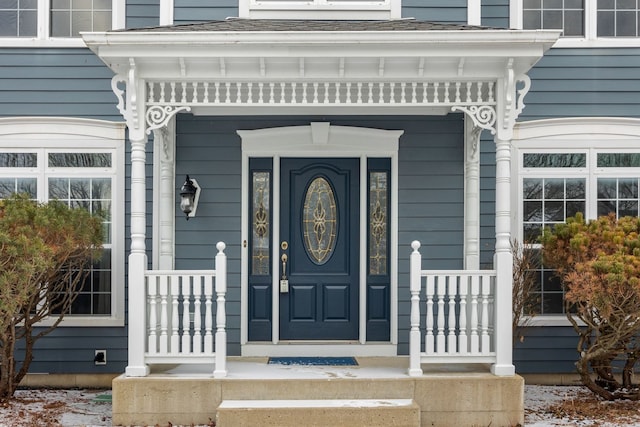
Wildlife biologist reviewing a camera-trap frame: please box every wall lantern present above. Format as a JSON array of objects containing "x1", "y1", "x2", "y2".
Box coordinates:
[{"x1": 179, "y1": 175, "x2": 200, "y2": 220}]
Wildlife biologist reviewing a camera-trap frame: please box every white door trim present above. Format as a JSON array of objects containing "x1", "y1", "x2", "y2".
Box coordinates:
[{"x1": 238, "y1": 122, "x2": 402, "y2": 356}]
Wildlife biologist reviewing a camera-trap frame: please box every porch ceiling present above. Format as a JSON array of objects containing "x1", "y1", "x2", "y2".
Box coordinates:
[{"x1": 81, "y1": 19, "x2": 560, "y2": 139}]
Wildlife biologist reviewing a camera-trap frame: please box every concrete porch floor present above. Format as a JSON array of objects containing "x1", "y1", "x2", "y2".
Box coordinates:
[{"x1": 112, "y1": 357, "x2": 524, "y2": 427}]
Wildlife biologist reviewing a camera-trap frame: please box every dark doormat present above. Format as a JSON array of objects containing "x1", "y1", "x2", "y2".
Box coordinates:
[{"x1": 268, "y1": 357, "x2": 358, "y2": 366}]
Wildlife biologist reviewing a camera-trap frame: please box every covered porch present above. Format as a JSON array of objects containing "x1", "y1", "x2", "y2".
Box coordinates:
[{"x1": 82, "y1": 19, "x2": 558, "y2": 426}]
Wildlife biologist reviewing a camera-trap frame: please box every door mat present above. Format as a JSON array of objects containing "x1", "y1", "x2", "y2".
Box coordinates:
[{"x1": 268, "y1": 357, "x2": 358, "y2": 366}]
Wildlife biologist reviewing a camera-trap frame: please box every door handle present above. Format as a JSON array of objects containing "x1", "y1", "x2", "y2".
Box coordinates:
[
  {"x1": 280, "y1": 254, "x2": 289, "y2": 293},
  {"x1": 281, "y1": 254, "x2": 288, "y2": 280}
]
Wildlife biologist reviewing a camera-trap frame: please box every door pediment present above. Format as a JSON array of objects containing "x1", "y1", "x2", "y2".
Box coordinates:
[{"x1": 238, "y1": 122, "x2": 402, "y2": 155}]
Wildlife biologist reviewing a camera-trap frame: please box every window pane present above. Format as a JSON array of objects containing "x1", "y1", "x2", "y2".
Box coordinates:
[
  {"x1": 252, "y1": 171, "x2": 270, "y2": 276},
  {"x1": 524, "y1": 10, "x2": 542, "y2": 29},
  {"x1": 0, "y1": 152, "x2": 37, "y2": 167},
  {"x1": 48, "y1": 152, "x2": 112, "y2": 168},
  {"x1": 50, "y1": 0, "x2": 112, "y2": 37},
  {"x1": 544, "y1": 179, "x2": 565, "y2": 199},
  {"x1": 0, "y1": 12, "x2": 17, "y2": 37},
  {"x1": 618, "y1": 178, "x2": 638, "y2": 198},
  {"x1": 0, "y1": 178, "x2": 36, "y2": 198},
  {"x1": 369, "y1": 171, "x2": 388, "y2": 276},
  {"x1": 18, "y1": 9, "x2": 35, "y2": 35},
  {"x1": 524, "y1": 223, "x2": 543, "y2": 241},
  {"x1": 598, "y1": 200, "x2": 616, "y2": 216},
  {"x1": 523, "y1": 153, "x2": 586, "y2": 168},
  {"x1": 70, "y1": 10, "x2": 91, "y2": 35},
  {"x1": 566, "y1": 179, "x2": 585, "y2": 198},
  {"x1": 618, "y1": 0, "x2": 636, "y2": 8},
  {"x1": 92, "y1": 178, "x2": 111, "y2": 199},
  {"x1": 566, "y1": 201, "x2": 585, "y2": 217},
  {"x1": 617, "y1": 11, "x2": 638, "y2": 36},
  {"x1": 50, "y1": 10, "x2": 70, "y2": 36},
  {"x1": 303, "y1": 177, "x2": 337, "y2": 265},
  {"x1": 597, "y1": 177, "x2": 640, "y2": 218},
  {"x1": 544, "y1": 201, "x2": 565, "y2": 221},
  {"x1": 597, "y1": 178, "x2": 617, "y2": 198},
  {"x1": 69, "y1": 178, "x2": 91, "y2": 200},
  {"x1": 48, "y1": 178, "x2": 68, "y2": 199},
  {"x1": 17, "y1": 178, "x2": 37, "y2": 197},
  {"x1": 598, "y1": 153, "x2": 640, "y2": 167},
  {"x1": 524, "y1": 201, "x2": 543, "y2": 221},
  {"x1": 0, "y1": 0, "x2": 36, "y2": 37},
  {"x1": 523, "y1": 178, "x2": 543, "y2": 199},
  {"x1": 543, "y1": 10, "x2": 564, "y2": 28},
  {"x1": 564, "y1": 10, "x2": 585, "y2": 35},
  {"x1": 92, "y1": 10, "x2": 110, "y2": 31},
  {"x1": 619, "y1": 200, "x2": 638, "y2": 217}
]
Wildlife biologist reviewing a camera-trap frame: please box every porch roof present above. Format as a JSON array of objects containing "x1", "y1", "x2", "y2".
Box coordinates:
[
  {"x1": 117, "y1": 18, "x2": 494, "y2": 32},
  {"x1": 81, "y1": 18, "x2": 560, "y2": 140}
]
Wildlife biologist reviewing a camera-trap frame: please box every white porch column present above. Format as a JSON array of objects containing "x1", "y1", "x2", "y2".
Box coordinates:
[
  {"x1": 464, "y1": 117, "x2": 481, "y2": 270},
  {"x1": 491, "y1": 136, "x2": 515, "y2": 376},
  {"x1": 126, "y1": 134, "x2": 151, "y2": 377}
]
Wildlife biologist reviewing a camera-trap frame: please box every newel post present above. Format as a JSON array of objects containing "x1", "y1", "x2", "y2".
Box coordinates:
[
  {"x1": 214, "y1": 241, "x2": 227, "y2": 378},
  {"x1": 408, "y1": 240, "x2": 423, "y2": 377}
]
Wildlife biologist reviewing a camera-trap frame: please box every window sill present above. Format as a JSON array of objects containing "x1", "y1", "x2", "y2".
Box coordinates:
[
  {"x1": 520, "y1": 315, "x2": 584, "y2": 327},
  {"x1": 38, "y1": 316, "x2": 125, "y2": 328},
  {"x1": 0, "y1": 38, "x2": 87, "y2": 48},
  {"x1": 553, "y1": 37, "x2": 640, "y2": 48}
]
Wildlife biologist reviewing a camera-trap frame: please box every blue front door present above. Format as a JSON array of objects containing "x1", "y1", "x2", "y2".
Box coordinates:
[{"x1": 279, "y1": 158, "x2": 359, "y2": 340}]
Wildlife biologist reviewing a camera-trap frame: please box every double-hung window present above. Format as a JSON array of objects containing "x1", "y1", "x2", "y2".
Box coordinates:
[
  {"x1": 514, "y1": 119, "x2": 640, "y2": 322},
  {"x1": 512, "y1": 0, "x2": 640, "y2": 46},
  {"x1": 0, "y1": 0, "x2": 124, "y2": 46},
  {"x1": 0, "y1": 118, "x2": 125, "y2": 326}
]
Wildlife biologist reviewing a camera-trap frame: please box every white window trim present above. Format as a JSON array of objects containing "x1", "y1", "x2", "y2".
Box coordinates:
[
  {"x1": 0, "y1": 117, "x2": 126, "y2": 327},
  {"x1": 512, "y1": 117, "x2": 640, "y2": 326},
  {"x1": 0, "y1": 0, "x2": 125, "y2": 48},
  {"x1": 510, "y1": 0, "x2": 640, "y2": 48}
]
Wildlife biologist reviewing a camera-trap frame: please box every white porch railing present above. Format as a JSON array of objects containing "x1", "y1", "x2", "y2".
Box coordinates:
[
  {"x1": 408, "y1": 241, "x2": 497, "y2": 376},
  {"x1": 143, "y1": 242, "x2": 227, "y2": 378}
]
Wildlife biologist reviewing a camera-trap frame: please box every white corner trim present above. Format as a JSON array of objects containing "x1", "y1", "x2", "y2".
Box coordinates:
[
  {"x1": 510, "y1": 0, "x2": 523, "y2": 29},
  {"x1": 159, "y1": 0, "x2": 174, "y2": 26},
  {"x1": 468, "y1": 0, "x2": 481, "y2": 26}
]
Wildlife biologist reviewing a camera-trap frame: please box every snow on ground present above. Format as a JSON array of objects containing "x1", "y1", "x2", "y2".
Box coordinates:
[{"x1": 0, "y1": 384, "x2": 639, "y2": 426}]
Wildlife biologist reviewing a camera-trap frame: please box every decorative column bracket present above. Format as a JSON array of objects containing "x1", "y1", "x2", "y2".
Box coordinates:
[
  {"x1": 146, "y1": 105, "x2": 192, "y2": 135},
  {"x1": 451, "y1": 105, "x2": 497, "y2": 135}
]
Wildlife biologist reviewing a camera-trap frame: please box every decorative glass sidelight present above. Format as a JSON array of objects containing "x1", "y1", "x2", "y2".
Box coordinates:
[
  {"x1": 252, "y1": 171, "x2": 270, "y2": 275},
  {"x1": 303, "y1": 177, "x2": 337, "y2": 265},
  {"x1": 369, "y1": 171, "x2": 388, "y2": 275}
]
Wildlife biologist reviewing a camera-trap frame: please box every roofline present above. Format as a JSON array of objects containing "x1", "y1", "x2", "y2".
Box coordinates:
[{"x1": 82, "y1": 29, "x2": 561, "y2": 50}]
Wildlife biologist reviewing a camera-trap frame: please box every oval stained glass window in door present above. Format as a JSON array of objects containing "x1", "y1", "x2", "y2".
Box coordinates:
[{"x1": 302, "y1": 177, "x2": 337, "y2": 265}]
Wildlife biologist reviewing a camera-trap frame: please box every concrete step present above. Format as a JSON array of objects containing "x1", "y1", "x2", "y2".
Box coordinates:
[{"x1": 216, "y1": 398, "x2": 420, "y2": 427}]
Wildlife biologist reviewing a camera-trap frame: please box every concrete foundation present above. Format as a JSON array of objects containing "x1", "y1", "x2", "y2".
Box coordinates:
[{"x1": 112, "y1": 358, "x2": 524, "y2": 427}]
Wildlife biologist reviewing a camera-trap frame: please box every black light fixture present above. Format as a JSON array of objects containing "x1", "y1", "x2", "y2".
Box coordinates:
[{"x1": 180, "y1": 175, "x2": 199, "y2": 220}]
